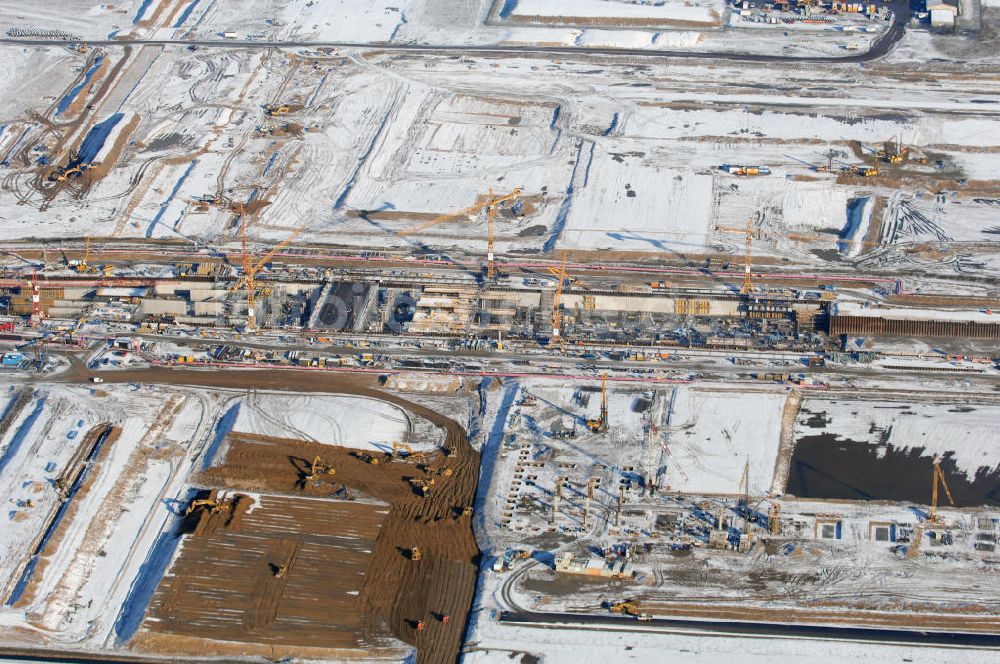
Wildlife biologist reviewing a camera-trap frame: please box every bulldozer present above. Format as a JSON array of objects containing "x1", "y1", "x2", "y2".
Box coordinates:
[{"x1": 410, "y1": 477, "x2": 434, "y2": 496}]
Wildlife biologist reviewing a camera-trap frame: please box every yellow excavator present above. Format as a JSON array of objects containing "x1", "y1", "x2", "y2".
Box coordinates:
[
  {"x1": 609, "y1": 599, "x2": 641, "y2": 616},
  {"x1": 391, "y1": 442, "x2": 425, "y2": 462},
  {"x1": 186, "y1": 497, "x2": 223, "y2": 515},
  {"x1": 264, "y1": 103, "x2": 291, "y2": 117},
  {"x1": 304, "y1": 455, "x2": 336, "y2": 482}
]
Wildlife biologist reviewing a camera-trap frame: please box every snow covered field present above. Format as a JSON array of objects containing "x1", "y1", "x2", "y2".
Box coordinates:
[
  {"x1": 466, "y1": 617, "x2": 988, "y2": 664},
  {"x1": 0, "y1": 24, "x2": 995, "y2": 278},
  {"x1": 502, "y1": 0, "x2": 723, "y2": 27},
  {"x1": 233, "y1": 392, "x2": 414, "y2": 450},
  {"x1": 0, "y1": 383, "x2": 215, "y2": 649},
  {"x1": 663, "y1": 387, "x2": 788, "y2": 495}
]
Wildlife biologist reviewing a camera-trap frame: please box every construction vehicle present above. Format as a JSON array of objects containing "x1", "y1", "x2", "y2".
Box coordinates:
[
  {"x1": 737, "y1": 459, "x2": 752, "y2": 533},
  {"x1": 273, "y1": 564, "x2": 287, "y2": 578},
  {"x1": 303, "y1": 455, "x2": 335, "y2": 483},
  {"x1": 264, "y1": 103, "x2": 291, "y2": 116},
  {"x1": 411, "y1": 477, "x2": 435, "y2": 495},
  {"x1": 185, "y1": 498, "x2": 222, "y2": 515},
  {"x1": 847, "y1": 150, "x2": 880, "y2": 177},
  {"x1": 49, "y1": 163, "x2": 90, "y2": 182},
  {"x1": 586, "y1": 373, "x2": 609, "y2": 433},
  {"x1": 768, "y1": 501, "x2": 782, "y2": 535},
  {"x1": 929, "y1": 456, "x2": 955, "y2": 524},
  {"x1": 391, "y1": 442, "x2": 424, "y2": 461},
  {"x1": 398, "y1": 187, "x2": 522, "y2": 280},
  {"x1": 228, "y1": 202, "x2": 305, "y2": 333},
  {"x1": 410, "y1": 546, "x2": 422, "y2": 561},
  {"x1": 878, "y1": 133, "x2": 909, "y2": 164},
  {"x1": 715, "y1": 217, "x2": 756, "y2": 295},
  {"x1": 721, "y1": 165, "x2": 771, "y2": 176},
  {"x1": 358, "y1": 452, "x2": 381, "y2": 465},
  {"x1": 432, "y1": 466, "x2": 453, "y2": 477},
  {"x1": 75, "y1": 238, "x2": 91, "y2": 273},
  {"x1": 461, "y1": 506, "x2": 474, "y2": 517},
  {"x1": 609, "y1": 599, "x2": 641, "y2": 617}
]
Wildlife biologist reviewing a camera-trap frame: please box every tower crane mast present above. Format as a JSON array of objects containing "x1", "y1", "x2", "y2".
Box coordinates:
[
  {"x1": 715, "y1": 217, "x2": 756, "y2": 295},
  {"x1": 228, "y1": 203, "x2": 304, "y2": 332}
]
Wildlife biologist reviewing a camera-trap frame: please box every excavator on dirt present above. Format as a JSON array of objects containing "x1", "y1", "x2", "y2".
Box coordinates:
[
  {"x1": 410, "y1": 476, "x2": 435, "y2": 496},
  {"x1": 49, "y1": 162, "x2": 91, "y2": 182},
  {"x1": 185, "y1": 497, "x2": 224, "y2": 515},
  {"x1": 608, "y1": 599, "x2": 641, "y2": 616},
  {"x1": 390, "y1": 442, "x2": 425, "y2": 462},
  {"x1": 303, "y1": 455, "x2": 336, "y2": 482}
]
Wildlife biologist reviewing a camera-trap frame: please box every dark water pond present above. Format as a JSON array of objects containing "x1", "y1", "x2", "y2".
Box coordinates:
[{"x1": 787, "y1": 427, "x2": 1000, "y2": 507}]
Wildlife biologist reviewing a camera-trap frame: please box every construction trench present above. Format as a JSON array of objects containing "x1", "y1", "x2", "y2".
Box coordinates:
[{"x1": 65, "y1": 366, "x2": 480, "y2": 664}]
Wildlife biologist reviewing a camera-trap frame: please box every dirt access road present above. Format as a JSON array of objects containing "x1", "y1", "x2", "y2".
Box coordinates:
[{"x1": 66, "y1": 364, "x2": 480, "y2": 664}]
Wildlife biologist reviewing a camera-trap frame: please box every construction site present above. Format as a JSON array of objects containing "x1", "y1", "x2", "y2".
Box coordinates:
[{"x1": 0, "y1": 1, "x2": 997, "y2": 663}]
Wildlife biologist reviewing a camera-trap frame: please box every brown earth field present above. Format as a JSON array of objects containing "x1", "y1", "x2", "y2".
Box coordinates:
[{"x1": 90, "y1": 367, "x2": 481, "y2": 664}]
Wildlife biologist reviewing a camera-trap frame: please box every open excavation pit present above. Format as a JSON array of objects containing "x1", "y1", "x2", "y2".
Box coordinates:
[
  {"x1": 112, "y1": 371, "x2": 480, "y2": 664},
  {"x1": 135, "y1": 493, "x2": 394, "y2": 658}
]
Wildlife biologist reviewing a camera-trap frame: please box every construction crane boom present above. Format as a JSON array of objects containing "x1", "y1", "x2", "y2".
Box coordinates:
[
  {"x1": 715, "y1": 218, "x2": 755, "y2": 294},
  {"x1": 930, "y1": 456, "x2": 955, "y2": 523},
  {"x1": 228, "y1": 202, "x2": 305, "y2": 332},
  {"x1": 548, "y1": 255, "x2": 570, "y2": 342},
  {"x1": 397, "y1": 187, "x2": 522, "y2": 279}
]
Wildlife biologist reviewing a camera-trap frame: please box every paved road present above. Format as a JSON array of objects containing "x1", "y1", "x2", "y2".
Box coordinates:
[
  {"x1": 0, "y1": 2, "x2": 909, "y2": 65},
  {"x1": 499, "y1": 610, "x2": 1000, "y2": 648}
]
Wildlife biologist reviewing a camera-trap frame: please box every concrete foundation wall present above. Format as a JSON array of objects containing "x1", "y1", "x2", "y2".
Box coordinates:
[
  {"x1": 830, "y1": 314, "x2": 1000, "y2": 340},
  {"x1": 140, "y1": 299, "x2": 188, "y2": 316}
]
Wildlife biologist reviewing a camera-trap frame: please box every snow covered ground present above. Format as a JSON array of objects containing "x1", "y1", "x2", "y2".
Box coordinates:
[
  {"x1": 233, "y1": 392, "x2": 415, "y2": 450},
  {"x1": 662, "y1": 386, "x2": 788, "y2": 495},
  {"x1": 0, "y1": 382, "x2": 216, "y2": 649},
  {"x1": 465, "y1": 616, "x2": 988, "y2": 664},
  {"x1": 503, "y1": 0, "x2": 723, "y2": 27}
]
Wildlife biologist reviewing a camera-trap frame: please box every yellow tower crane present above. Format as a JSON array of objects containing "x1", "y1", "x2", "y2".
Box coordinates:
[
  {"x1": 715, "y1": 218, "x2": 756, "y2": 295},
  {"x1": 547, "y1": 255, "x2": 572, "y2": 342},
  {"x1": 229, "y1": 203, "x2": 305, "y2": 333},
  {"x1": 397, "y1": 187, "x2": 522, "y2": 280},
  {"x1": 930, "y1": 456, "x2": 955, "y2": 523}
]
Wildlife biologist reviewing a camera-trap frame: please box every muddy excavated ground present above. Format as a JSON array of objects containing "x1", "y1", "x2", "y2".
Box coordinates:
[{"x1": 82, "y1": 367, "x2": 481, "y2": 664}]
